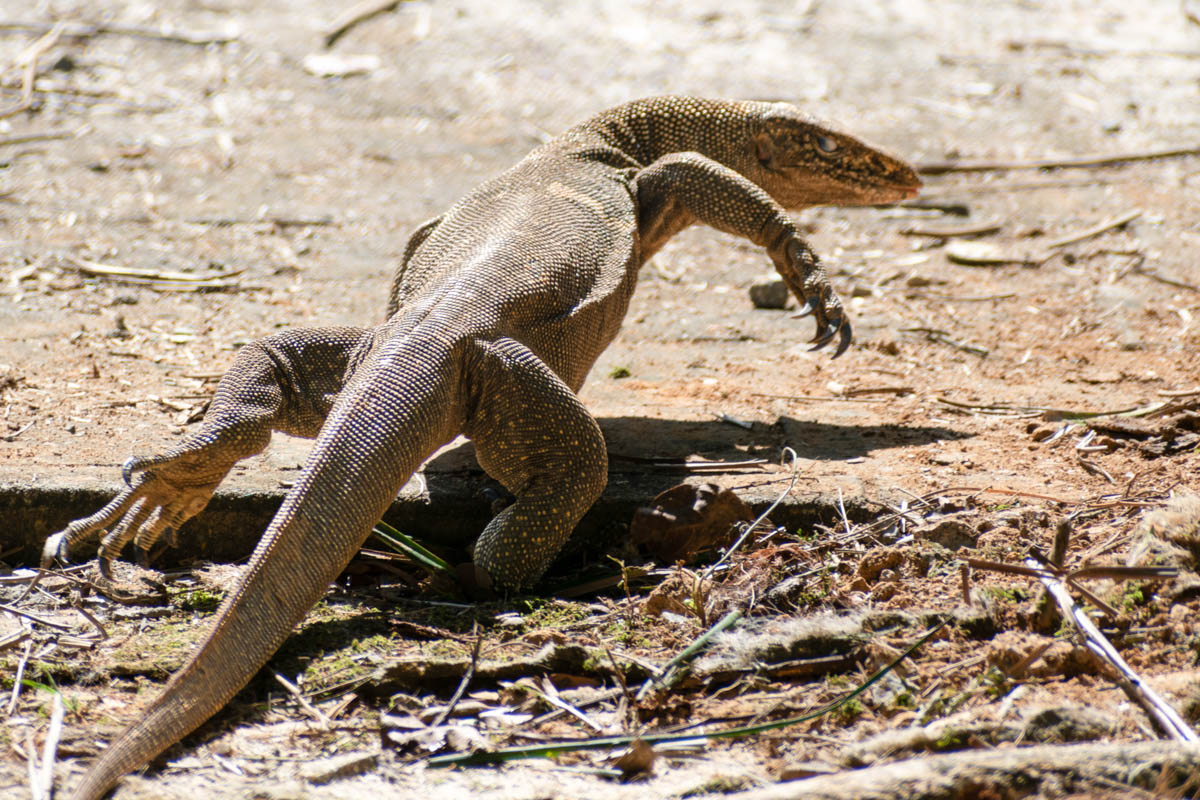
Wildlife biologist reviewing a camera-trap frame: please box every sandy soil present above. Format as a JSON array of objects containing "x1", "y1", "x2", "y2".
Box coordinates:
[{"x1": 1, "y1": 0, "x2": 1200, "y2": 798}]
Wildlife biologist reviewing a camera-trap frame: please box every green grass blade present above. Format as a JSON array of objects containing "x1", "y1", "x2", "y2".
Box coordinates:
[{"x1": 372, "y1": 520, "x2": 453, "y2": 576}]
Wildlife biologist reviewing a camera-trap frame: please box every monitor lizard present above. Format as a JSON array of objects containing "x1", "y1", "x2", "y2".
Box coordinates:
[{"x1": 42, "y1": 96, "x2": 920, "y2": 799}]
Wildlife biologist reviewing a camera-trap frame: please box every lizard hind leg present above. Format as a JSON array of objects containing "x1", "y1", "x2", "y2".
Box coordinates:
[{"x1": 465, "y1": 337, "x2": 608, "y2": 592}]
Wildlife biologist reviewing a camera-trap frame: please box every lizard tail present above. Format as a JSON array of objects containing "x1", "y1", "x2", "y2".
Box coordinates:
[{"x1": 70, "y1": 344, "x2": 461, "y2": 800}]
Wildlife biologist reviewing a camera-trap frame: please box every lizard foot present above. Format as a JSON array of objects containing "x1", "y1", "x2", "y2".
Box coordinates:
[
  {"x1": 775, "y1": 238, "x2": 853, "y2": 358},
  {"x1": 42, "y1": 454, "x2": 225, "y2": 577}
]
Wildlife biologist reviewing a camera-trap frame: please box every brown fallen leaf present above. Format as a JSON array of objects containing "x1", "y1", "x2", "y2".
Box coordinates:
[
  {"x1": 630, "y1": 483, "x2": 754, "y2": 564},
  {"x1": 610, "y1": 738, "x2": 655, "y2": 778}
]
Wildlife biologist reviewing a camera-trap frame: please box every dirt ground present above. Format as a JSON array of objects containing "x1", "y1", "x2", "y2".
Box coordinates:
[{"x1": 2, "y1": 0, "x2": 1200, "y2": 798}]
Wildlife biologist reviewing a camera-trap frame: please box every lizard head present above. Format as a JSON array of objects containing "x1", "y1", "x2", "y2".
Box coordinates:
[{"x1": 748, "y1": 103, "x2": 922, "y2": 208}]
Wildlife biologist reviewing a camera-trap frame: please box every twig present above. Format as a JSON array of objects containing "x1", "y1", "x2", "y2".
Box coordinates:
[
  {"x1": 608, "y1": 453, "x2": 769, "y2": 471},
  {"x1": 1029, "y1": 556, "x2": 1197, "y2": 741},
  {"x1": 71, "y1": 601, "x2": 108, "y2": 640},
  {"x1": 0, "y1": 22, "x2": 63, "y2": 119},
  {"x1": 934, "y1": 395, "x2": 1163, "y2": 420},
  {"x1": 1045, "y1": 209, "x2": 1141, "y2": 250},
  {"x1": 918, "y1": 145, "x2": 1200, "y2": 175},
  {"x1": 272, "y1": 671, "x2": 331, "y2": 728},
  {"x1": 535, "y1": 676, "x2": 604, "y2": 732},
  {"x1": 842, "y1": 386, "x2": 914, "y2": 397},
  {"x1": 699, "y1": 447, "x2": 800, "y2": 584},
  {"x1": 900, "y1": 221, "x2": 1001, "y2": 238},
  {"x1": 26, "y1": 729, "x2": 40, "y2": 800},
  {"x1": 0, "y1": 602, "x2": 74, "y2": 631},
  {"x1": 7, "y1": 636, "x2": 32, "y2": 715},
  {"x1": 1077, "y1": 453, "x2": 1115, "y2": 484},
  {"x1": 896, "y1": 199, "x2": 970, "y2": 216},
  {"x1": 38, "y1": 692, "x2": 64, "y2": 799},
  {"x1": 0, "y1": 20, "x2": 237, "y2": 46},
  {"x1": 909, "y1": 291, "x2": 1017, "y2": 302},
  {"x1": 0, "y1": 129, "x2": 75, "y2": 146},
  {"x1": 749, "y1": 391, "x2": 889, "y2": 404},
  {"x1": 918, "y1": 177, "x2": 1126, "y2": 197},
  {"x1": 1133, "y1": 263, "x2": 1200, "y2": 293},
  {"x1": 900, "y1": 327, "x2": 989, "y2": 357},
  {"x1": 3, "y1": 420, "x2": 35, "y2": 442},
  {"x1": 324, "y1": 0, "x2": 406, "y2": 47},
  {"x1": 67, "y1": 257, "x2": 244, "y2": 284},
  {"x1": 1160, "y1": 386, "x2": 1200, "y2": 398},
  {"x1": 428, "y1": 627, "x2": 482, "y2": 727},
  {"x1": 430, "y1": 623, "x2": 944, "y2": 767}
]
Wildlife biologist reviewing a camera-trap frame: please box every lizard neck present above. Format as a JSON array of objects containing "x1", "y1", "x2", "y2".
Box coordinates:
[{"x1": 561, "y1": 96, "x2": 764, "y2": 171}]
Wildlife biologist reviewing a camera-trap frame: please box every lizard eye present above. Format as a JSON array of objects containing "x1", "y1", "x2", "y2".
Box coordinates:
[{"x1": 815, "y1": 135, "x2": 838, "y2": 154}]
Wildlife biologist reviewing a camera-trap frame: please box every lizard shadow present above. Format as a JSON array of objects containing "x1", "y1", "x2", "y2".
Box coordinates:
[
  {"x1": 412, "y1": 413, "x2": 973, "y2": 549},
  {"x1": 185, "y1": 413, "x2": 973, "y2": 734},
  {"x1": 424, "y1": 412, "x2": 972, "y2": 479}
]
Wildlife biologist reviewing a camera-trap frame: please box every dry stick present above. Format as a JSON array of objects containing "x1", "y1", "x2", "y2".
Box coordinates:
[
  {"x1": 12, "y1": 567, "x2": 45, "y2": 605},
  {"x1": 900, "y1": 327, "x2": 989, "y2": 357},
  {"x1": 1160, "y1": 386, "x2": 1200, "y2": 398},
  {"x1": 1133, "y1": 264, "x2": 1200, "y2": 293},
  {"x1": 0, "y1": 21, "x2": 63, "y2": 119},
  {"x1": 38, "y1": 692, "x2": 64, "y2": 800},
  {"x1": 900, "y1": 221, "x2": 1002, "y2": 238},
  {"x1": 0, "y1": 603, "x2": 74, "y2": 631},
  {"x1": 1044, "y1": 209, "x2": 1142, "y2": 250},
  {"x1": 536, "y1": 676, "x2": 604, "y2": 732},
  {"x1": 26, "y1": 729, "x2": 41, "y2": 800},
  {"x1": 430, "y1": 623, "x2": 943, "y2": 768},
  {"x1": 918, "y1": 145, "x2": 1200, "y2": 175},
  {"x1": 272, "y1": 671, "x2": 331, "y2": 728},
  {"x1": 0, "y1": 20, "x2": 237, "y2": 46},
  {"x1": 699, "y1": 447, "x2": 800, "y2": 585},
  {"x1": 68, "y1": 256, "x2": 244, "y2": 283},
  {"x1": 1029, "y1": 555, "x2": 1197, "y2": 742},
  {"x1": 325, "y1": 0, "x2": 406, "y2": 47},
  {"x1": 7, "y1": 636, "x2": 32, "y2": 715},
  {"x1": 1186, "y1": 0, "x2": 1200, "y2": 27},
  {"x1": 428, "y1": 628, "x2": 483, "y2": 727}
]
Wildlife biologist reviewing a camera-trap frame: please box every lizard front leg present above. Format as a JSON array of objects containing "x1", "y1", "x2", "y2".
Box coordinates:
[
  {"x1": 43, "y1": 326, "x2": 372, "y2": 575},
  {"x1": 634, "y1": 152, "x2": 851, "y2": 355}
]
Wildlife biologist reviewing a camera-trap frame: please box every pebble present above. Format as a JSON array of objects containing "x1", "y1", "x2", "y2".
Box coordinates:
[
  {"x1": 298, "y1": 751, "x2": 378, "y2": 785},
  {"x1": 748, "y1": 277, "x2": 788, "y2": 309}
]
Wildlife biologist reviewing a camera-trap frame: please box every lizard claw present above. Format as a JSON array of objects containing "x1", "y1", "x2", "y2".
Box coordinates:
[
  {"x1": 122, "y1": 457, "x2": 137, "y2": 488},
  {"x1": 808, "y1": 316, "x2": 853, "y2": 357},
  {"x1": 810, "y1": 320, "x2": 840, "y2": 348},
  {"x1": 833, "y1": 318, "x2": 853, "y2": 358},
  {"x1": 771, "y1": 233, "x2": 853, "y2": 360},
  {"x1": 792, "y1": 298, "x2": 817, "y2": 319}
]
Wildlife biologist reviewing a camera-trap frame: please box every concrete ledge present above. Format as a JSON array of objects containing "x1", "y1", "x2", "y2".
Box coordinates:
[{"x1": 2, "y1": 467, "x2": 881, "y2": 572}]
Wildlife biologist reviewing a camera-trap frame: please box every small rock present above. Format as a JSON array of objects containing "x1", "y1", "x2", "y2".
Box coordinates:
[
  {"x1": 868, "y1": 582, "x2": 898, "y2": 602},
  {"x1": 913, "y1": 515, "x2": 978, "y2": 550},
  {"x1": 748, "y1": 277, "x2": 789, "y2": 309},
  {"x1": 857, "y1": 547, "x2": 904, "y2": 583},
  {"x1": 1021, "y1": 705, "x2": 1116, "y2": 743},
  {"x1": 299, "y1": 751, "x2": 377, "y2": 785}
]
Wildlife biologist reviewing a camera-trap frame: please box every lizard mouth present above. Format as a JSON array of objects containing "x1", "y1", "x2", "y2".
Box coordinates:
[{"x1": 876, "y1": 176, "x2": 923, "y2": 201}]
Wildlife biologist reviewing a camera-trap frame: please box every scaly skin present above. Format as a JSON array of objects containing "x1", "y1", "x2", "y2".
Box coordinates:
[{"x1": 43, "y1": 96, "x2": 919, "y2": 799}]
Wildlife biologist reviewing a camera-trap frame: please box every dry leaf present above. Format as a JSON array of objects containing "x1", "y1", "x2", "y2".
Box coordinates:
[{"x1": 630, "y1": 483, "x2": 753, "y2": 564}]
